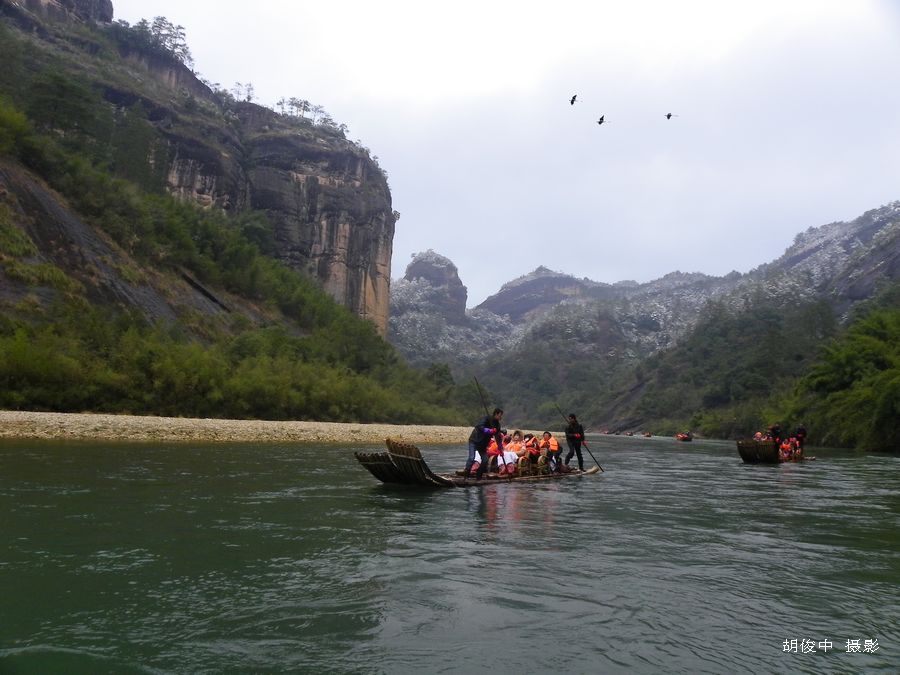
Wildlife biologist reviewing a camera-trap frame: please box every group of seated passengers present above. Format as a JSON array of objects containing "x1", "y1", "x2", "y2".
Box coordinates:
[
  {"x1": 752, "y1": 427, "x2": 805, "y2": 460},
  {"x1": 469, "y1": 430, "x2": 565, "y2": 476}
]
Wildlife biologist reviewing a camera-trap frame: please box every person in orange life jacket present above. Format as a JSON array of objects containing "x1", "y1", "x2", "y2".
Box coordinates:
[
  {"x1": 485, "y1": 431, "x2": 509, "y2": 473},
  {"x1": 501, "y1": 430, "x2": 527, "y2": 475},
  {"x1": 779, "y1": 438, "x2": 793, "y2": 461},
  {"x1": 564, "y1": 413, "x2": 586, "y2": 471},
  {"x1": 466, "y1": 408, "x2": 504, "y2": 480},
  {"x1": 539, "y1": 431, "x2": 562, "y2": 472},
  {"x1": 523, "y1": 433, "x2": 540, "y2": 465}
]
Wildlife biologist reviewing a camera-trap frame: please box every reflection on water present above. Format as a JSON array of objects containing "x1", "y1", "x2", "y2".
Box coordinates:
[{"x1": 0, "y1": 437, "x2": 897, "y2": 674}]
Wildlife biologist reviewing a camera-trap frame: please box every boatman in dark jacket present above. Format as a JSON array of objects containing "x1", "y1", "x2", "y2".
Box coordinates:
[
  {"x1": 768, "y1": 423, "x2": 782, "y2": 447},
  {"x1": 564, "y1": 413, "x2": 585, "y2": 471},
  {"x1": 466, "y1": 408, "x2": 504, "y2": 481},
  {"x1": 795, "y1": 423, "x2": 807, "y2": 450}
]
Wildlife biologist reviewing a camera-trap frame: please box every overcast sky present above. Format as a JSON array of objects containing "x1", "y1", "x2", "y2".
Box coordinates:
[{"x1": 114, "y1": 1, "x2": 900, "y2": 306}]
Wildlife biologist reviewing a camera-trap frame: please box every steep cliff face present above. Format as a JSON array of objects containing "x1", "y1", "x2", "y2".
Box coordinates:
[
  {"x1": 141, "y1": 81, "x2": 395, "y2": 334},
  {"x1": 236, "y1": 104, "x2": 394, "y2": 334},
  {"x1": 144, "y1": 99, "x2": 395, "y2": 336},
  {"x1": 1, "y1": 0, "x2": 395, "y2": 334}
]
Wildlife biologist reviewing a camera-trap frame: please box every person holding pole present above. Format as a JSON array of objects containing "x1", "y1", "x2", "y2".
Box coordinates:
[
  {"x1": 465, "y1": 407, "x2": 504, "y2": 481},
  {"x1": 564, "y1": 413, "x2": 586, "y2": 471},
  {"x1": 554, "y1": 403, "x2": 604, "y2": 472}
]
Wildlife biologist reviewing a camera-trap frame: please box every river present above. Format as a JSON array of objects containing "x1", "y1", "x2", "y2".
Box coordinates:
[{"x1": 1, "y1": 435, "x2": 897, "y2": 674}]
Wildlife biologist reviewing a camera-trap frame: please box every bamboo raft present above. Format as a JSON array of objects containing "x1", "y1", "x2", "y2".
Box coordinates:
[
  {"x1": 355, "y1": 438, "x2": 600, "y2": 488},
  {"x1": 736, "y1": 440, "x2": 815, "y2": 464}
]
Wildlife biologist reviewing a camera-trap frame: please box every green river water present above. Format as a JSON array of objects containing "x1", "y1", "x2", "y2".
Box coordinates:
[{"x1": 1, "y1": 435, "x2": 897, "y2": 674}]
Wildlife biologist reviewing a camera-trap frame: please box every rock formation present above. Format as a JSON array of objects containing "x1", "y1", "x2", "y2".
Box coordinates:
[
  {"x1": 236, "y1": 104, "x2": 395, "y2": 334},
  {"x1": 397, "y1": 249, "x2": 467, "y2": 323},
  {"x1": 389, "y1": 251, "x2": 516, "y2": 366},
  {"x1": 149, "y1": 98, "x2": 397, "y2": 334}
]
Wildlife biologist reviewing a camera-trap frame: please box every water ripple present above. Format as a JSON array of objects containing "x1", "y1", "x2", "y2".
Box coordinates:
[{"x1": 1, "y1": 439, "x2": 897, "y2": 673}]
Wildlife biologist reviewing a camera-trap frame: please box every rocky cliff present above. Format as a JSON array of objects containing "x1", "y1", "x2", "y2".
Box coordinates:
[
  {"x1": 0, "y1": 0, "x2": 395, "y2": 334},
  {"x1": 153, "y1": 97, "x2": 396, "y2": 333},
  {"x1": 235, "y1": 104, "x2": 394, "y2": 333}
]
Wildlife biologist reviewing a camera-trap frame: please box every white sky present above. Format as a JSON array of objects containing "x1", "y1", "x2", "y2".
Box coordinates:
[{"x1": 114, "y1": 0, "x2": 900, "y2": 306}]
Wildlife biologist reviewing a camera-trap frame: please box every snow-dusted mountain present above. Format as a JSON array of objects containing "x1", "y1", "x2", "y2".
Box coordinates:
[{"x1": 389, "y1": 201, "x2": 900, "y2": 379}]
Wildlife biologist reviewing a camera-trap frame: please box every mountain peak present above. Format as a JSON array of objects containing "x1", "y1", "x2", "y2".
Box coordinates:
[
  {"x1": 477, "y1": 266, "x2": 601, "y2": 322},
  {"x1": 394, "y1": 250, "x2": 468, "y2": 321}
]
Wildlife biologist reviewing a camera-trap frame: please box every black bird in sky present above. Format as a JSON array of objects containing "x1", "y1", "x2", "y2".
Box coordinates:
[
  {"x1": 570, "y1": 94, "x2": 577, "y2": 105},
  {"x1": 597, "y1": 115, "x2": 607, "y2": 125},
  {"x1": 665, "y1": 113, "x2": 679, "y2": 119}
]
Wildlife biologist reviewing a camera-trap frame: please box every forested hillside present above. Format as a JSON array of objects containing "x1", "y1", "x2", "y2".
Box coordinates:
[
  {"x1": 778, "y1": 284, "x2": 900, "y2": 452},
  {"x1": 0, "y1": 10, "x2": 471, "y2": 424},
  {"x1": 477, "y1": 279, "x2": 900, "y2": 448}
]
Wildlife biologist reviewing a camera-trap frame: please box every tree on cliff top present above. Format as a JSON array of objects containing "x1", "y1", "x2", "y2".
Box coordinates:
[{"x1": 108, "y1": 16, "x2": 194, "y2": 68}]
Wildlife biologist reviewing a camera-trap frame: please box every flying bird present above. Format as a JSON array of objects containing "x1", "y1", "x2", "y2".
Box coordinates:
[
  {"x1": 597, "y1": 115, "x2": 607, "y2": 125},
  {"x1": 665, "y1": 113, "x2": 679, "y2": 119},
  {"x1": 570, "y1": 94, "x2": 577, "y2": 105}
]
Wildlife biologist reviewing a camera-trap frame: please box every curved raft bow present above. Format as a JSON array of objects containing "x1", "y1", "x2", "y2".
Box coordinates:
[{"x1": 354, "y1": 438, "x2": 600, "y2": 488}]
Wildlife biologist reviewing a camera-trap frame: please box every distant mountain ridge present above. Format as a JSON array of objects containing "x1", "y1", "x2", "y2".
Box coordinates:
[{"x1": 388, "y1": 201, "x2": 900, "y2": 425}]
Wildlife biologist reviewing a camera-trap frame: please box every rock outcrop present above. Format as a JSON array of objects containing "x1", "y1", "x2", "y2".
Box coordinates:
[
  {"x1": 388, "y1": 251, "x2": 516, "y2": 366},
  {"x1": 397, "y1": 249, "x2": 467, "y2": 323}
]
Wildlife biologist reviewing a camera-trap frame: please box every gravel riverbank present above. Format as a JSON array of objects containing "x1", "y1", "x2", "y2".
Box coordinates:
[{"x1": 0, "y1": 411, "x2": 472, "y2": 445}]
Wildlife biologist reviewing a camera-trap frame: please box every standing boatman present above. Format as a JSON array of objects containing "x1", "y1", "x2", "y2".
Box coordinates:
[
  {"x1": 795, "y1": 423, "x2": 808, "y2": 451},
  {"x1": 564, "y1": 413, "x2": 585, "y2": 471},
  {"x1": 465, "y1": 408, "x2": 504, "y2": 481}
]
